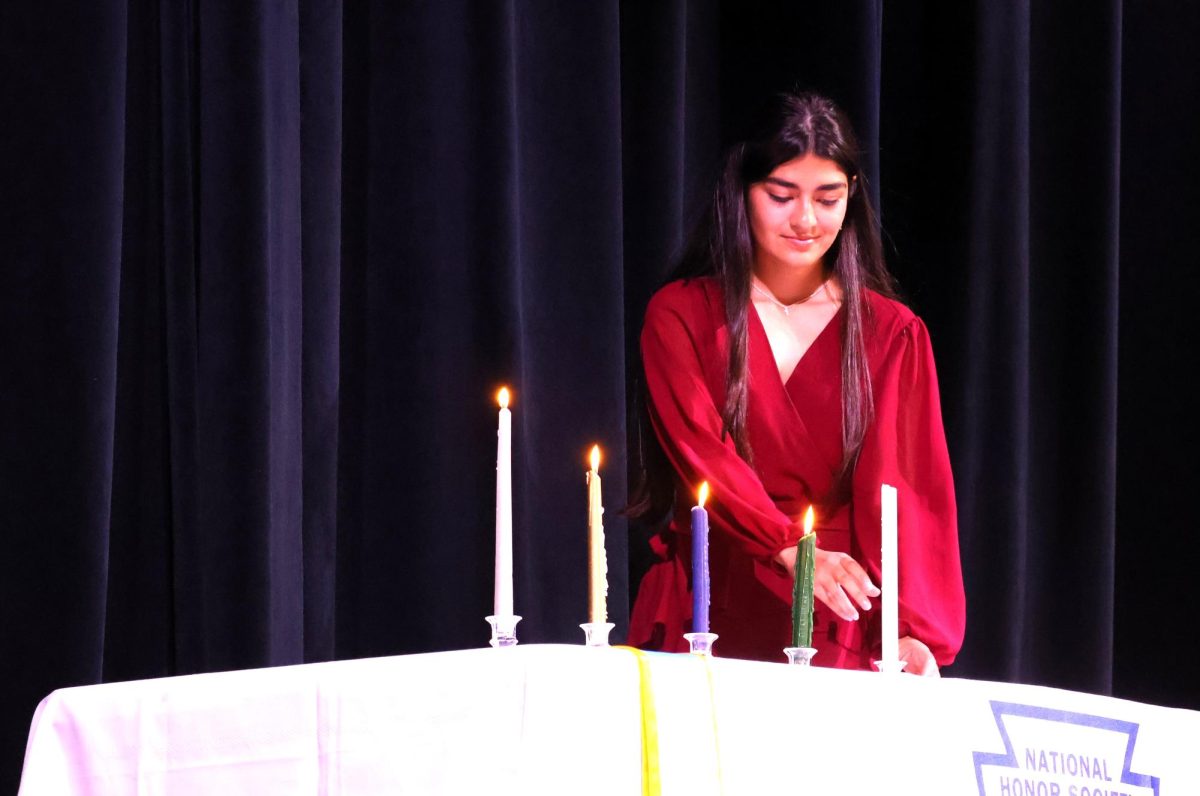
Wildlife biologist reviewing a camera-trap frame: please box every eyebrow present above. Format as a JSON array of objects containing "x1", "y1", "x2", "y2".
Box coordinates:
[{"x1": 764, "y1": 177, "x2": 848, "y2": 191}]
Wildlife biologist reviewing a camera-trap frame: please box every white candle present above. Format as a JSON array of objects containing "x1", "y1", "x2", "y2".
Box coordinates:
[
  {"x1": 587, "y1": 445, "x2": 607, "y2": 623},
  {"x1": 495, "y1": 388, "x2": 513, "y2": 617},
  {"x1": 881, "y1": 483, "x2": 899, "y2": 667}
]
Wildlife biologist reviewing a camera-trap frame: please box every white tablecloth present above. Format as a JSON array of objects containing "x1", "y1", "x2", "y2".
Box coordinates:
[{"x1": 19, "y1": 644, "x2": 1200, "y2": 794}]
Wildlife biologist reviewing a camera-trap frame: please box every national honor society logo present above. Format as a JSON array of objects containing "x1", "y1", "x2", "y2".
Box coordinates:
[{"x1": 974, "y1": 701, "x2": 1160, "y2": 796}]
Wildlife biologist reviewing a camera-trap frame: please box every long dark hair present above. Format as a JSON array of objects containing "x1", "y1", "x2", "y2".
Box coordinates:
[{"x1": 629, "y1": 92, "x2": 898, "y2": 523}]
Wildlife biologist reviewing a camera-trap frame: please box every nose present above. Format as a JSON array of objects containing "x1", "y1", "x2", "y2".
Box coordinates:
[{"x1": 791, "y1": 198, "x2": 817, "y2": 231}]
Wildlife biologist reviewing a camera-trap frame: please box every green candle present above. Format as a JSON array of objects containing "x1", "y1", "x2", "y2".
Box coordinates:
[{"x1": 791, "y1": 507, "x2": 816, "y2": 648}]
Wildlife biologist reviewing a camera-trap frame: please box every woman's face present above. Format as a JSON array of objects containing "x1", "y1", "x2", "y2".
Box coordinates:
[{"x1": 746, "y1": 153, "x2": 850, "y2": 276}]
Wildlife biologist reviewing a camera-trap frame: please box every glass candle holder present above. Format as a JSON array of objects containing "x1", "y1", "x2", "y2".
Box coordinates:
[
  {"x1": 579, "y1": 621, "x2": 615, "y2": 647},
  {"x1": 485, "y1": 614, "x2": 522, "y2": 648},
  {"x1": 783, "y1": 646, "x2": 818, "y2": 666},
  {"x1": 683, "y1": 631, "x2": 719, "y2": 657},
  {"x1": 873, "y1": 658, "x2": 908, "y2": 674}
]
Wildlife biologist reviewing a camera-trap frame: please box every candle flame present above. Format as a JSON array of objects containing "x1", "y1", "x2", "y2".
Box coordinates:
[
  {"x1": 697, "y1": 481, "x2": 710, "y2": 508},
  {"x1": 497, "y1": 387, "x2": 510, "y2": 409},
  {"x1": 803, "y1": 505, "x2": 814, "y2": 535},
  {"x1": 589, "y1": 444, "x2": 601, "y2": 472}
]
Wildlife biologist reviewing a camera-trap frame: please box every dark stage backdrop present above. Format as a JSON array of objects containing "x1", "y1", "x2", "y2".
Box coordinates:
[{"x1": 2, "y1": 0, "x2": 1197, "y2": 790}]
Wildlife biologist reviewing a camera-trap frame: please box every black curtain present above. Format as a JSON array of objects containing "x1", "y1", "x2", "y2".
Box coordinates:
[{"x1": 2, "y1": 1, "x2": 1197, "y2": 790}]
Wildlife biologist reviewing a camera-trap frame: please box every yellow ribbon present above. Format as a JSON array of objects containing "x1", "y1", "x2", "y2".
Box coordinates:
[
  {"x1": 700, "y1": 655, "x2": 725, "y2": 793},
  {"x1": 619, "y1": 646, "x2": 662, "y2": 796},
  {"x1": 619, "y1": 647, "x2": 725, "y2": 796}
]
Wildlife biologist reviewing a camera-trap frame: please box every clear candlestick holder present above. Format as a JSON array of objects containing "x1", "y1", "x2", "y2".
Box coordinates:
[
  {"x1": 683, "y1": 631, "x2": 719, "y2": 656},
  {"x1": 485, "y1": 614, "x2": 522, "y2": 648},
  {"x1": 579, "y1": 621, "x2": 616, "y2": 646},
  {"x1": 783, "y1": 646, "x2": 818, "y2": 666},
  {"x1": 873, "y1": 658, "x2": 907, "y2": 674}
]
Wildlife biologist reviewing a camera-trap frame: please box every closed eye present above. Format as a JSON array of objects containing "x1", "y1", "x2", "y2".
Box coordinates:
[{"x1": 768, "y1": 194, "x2": 792, "y2": 204}]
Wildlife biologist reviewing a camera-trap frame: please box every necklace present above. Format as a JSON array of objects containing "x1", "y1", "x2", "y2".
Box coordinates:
[{"x1": 751, "y1": 278, "x2": 829, "y2": 315}]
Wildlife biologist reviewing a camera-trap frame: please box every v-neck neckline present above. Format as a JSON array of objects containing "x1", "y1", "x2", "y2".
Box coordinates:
[{"x1": 750, "y1": 301, "x2": 843, "y2": 390}]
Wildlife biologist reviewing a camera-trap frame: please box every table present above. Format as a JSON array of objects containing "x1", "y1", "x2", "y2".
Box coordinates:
[{"x1": 19, "y1": 645, "x2": 1200, "y2": 794}]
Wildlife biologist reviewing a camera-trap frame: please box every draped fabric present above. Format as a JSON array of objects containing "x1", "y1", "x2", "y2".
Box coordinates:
[{"x1": 1, "y1": 0, "x2": 1197, "y2": 790}]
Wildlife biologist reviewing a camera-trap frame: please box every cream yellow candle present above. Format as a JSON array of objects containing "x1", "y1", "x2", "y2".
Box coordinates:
[{"x1": 587, "y1": 445, "x2": 607, "y2": 623}]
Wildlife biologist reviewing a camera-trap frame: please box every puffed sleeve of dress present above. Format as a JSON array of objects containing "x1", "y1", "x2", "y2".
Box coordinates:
[
  {"x1": 641, "y1": 280, "x2": 806, "y2": 559},
  {"x1": 852, "y1": 314, "x2": 966, "y2": 667}
]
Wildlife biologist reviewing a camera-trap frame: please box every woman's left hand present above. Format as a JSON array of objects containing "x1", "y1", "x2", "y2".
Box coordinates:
[{"x1": 898, "y1": 636, "x2": 939, "y2": 677}]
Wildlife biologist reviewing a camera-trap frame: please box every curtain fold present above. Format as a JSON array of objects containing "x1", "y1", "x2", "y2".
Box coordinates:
[
  {"x1": 178, "y1": 0, "x2": 308, "y2": 672},
  {"x1": 1113, "y1": 0, "x2": 1200, "y2": 710},
  {"x1": 298, "y1": 0, "x2": 343, "y2": 666},
  {"x1": 961, "y1": 0, "x2": 1036, "y2": 683},
  {"x1": 1022, "y1": 0, "x2": 1121, "y2": 693}
]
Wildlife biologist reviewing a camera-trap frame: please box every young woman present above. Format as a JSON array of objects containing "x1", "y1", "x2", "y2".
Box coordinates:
[{"x1": 627, "y1": 92, "x2": 965, "y2": 675}]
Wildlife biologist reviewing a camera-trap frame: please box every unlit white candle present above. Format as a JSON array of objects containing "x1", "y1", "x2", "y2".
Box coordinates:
[
  {"x1": 495, "y1": 389, "x2": 513, "y2": 617},
  {"x1": 881, "y1": 484, "x2": 899, "y2": 667}
]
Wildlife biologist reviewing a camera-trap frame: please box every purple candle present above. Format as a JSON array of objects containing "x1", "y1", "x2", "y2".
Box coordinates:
[{"x1": 692, "y1": 482, "x2": 711, "y2": 634}]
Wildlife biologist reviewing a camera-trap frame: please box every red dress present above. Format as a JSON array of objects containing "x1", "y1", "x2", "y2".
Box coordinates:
[{"x1": 627, "y1": 277, "x2": 966, "y2": 669}]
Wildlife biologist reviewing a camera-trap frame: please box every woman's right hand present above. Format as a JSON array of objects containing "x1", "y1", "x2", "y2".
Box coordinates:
[
  {"x1": 774, "y1": 546, "x2": 881, "y2": 622},
  {"x1": 813, "y1": 548, "x2": 880, "y2": 621}
]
